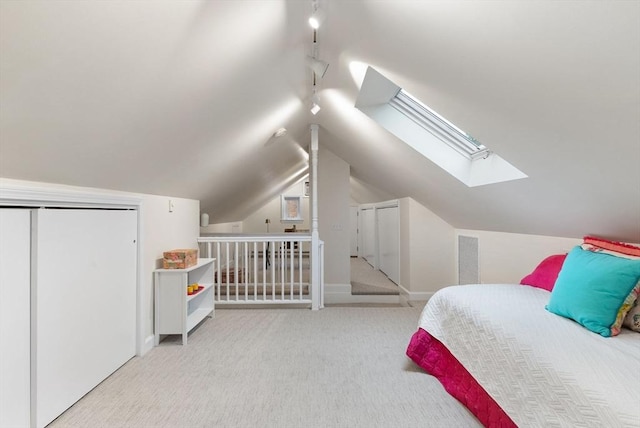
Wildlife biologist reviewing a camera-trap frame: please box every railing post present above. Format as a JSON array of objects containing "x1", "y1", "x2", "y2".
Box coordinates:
[
  {"x1": 319, "y1": 239, "x2": 325, "y2": 309},
  {"x1": 310, "y1": 124, "x2": 321, "y2": 310}
]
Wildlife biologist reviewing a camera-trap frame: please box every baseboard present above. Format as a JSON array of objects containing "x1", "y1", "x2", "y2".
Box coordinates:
[
  {"x1": 324, "y1": 283, "x2": 400, "y2": 305},
  {"x1": 398, "y1": 284, "x2": 434, "y2": 303}
]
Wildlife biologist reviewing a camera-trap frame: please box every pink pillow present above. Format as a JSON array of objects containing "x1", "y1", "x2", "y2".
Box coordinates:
[
  {"x1": 520, "y1": 254, "x2": 567, "y2": 292},
  {"x1": 583, "y1": 235, "x2": 640, "y2": 257}
]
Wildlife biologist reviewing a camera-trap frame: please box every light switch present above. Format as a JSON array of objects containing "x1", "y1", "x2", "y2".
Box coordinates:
[{"x1": 169, "y1": 199, "x2": 175, "y2": 212}]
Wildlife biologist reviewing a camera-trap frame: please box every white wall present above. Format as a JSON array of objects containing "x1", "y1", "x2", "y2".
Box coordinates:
[
  {"x1": 200, "y1": 221, "x2": 242, "y2": 234},
  {"x1": 319, "y1": 146, "x2": 351, "y2": 285},
  {"x1": 395, "y1": 197, "x2": 584, "y2": 297},
  {"x1": 0, "y1": 178, "x2": 199, "y2": 354},
  {"x1": 203, "y1": 181, "x2": 310, "y2": 235},
  {"x1": 140, "y1": 194, "x2": 199, "y2": 348},
  {"x1": 242, "y1": 180, "x2": 310, "y2": 233},
  {"x1": 399, "y1": 197, "x2": 456, "y2": 297},
  {"x1": 455, "y1": 229, "x2": 581, "y2": 284}
]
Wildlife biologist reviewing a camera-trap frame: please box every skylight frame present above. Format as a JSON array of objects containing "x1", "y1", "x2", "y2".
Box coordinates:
[
  {"x1": 354, "y1": 66, "x2": 527, "y2": 187},
  {"x1": 389, "y1": 89, "x2": 490, "y2": 160}
]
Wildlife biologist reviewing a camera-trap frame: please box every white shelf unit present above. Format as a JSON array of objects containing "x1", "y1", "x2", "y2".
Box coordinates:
[{"x1": 154, "y1": 258, "x2": 215, "y2": 345}]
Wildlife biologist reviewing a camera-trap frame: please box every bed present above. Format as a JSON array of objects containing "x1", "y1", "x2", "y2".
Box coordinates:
[
  {"x1": 406, "y1": 239, "x2": 640, "y2": 428},
  {"x1": 407, "y1": 284, "x2": 640, "y2": 427}
]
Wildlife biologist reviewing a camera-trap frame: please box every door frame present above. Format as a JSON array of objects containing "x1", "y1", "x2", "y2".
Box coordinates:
[{"x1": 357, "y1": 199, "x2": 400, "y2": 282}]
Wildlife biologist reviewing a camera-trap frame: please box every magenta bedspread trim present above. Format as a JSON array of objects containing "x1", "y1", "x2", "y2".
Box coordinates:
[{"x1": 406, "y1": 328, "x2": 517, "y2": 428}]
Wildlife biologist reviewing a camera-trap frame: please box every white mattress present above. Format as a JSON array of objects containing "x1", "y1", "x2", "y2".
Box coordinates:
[{"x1": 418, "y1": 284, "x2": 640, "y2": 427}]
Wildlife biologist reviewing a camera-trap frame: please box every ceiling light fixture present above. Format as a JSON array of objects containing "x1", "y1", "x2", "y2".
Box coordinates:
[
  {"x1": 310, "y1": 92, "x2": 321, "y2": 115},
  {"x1": 308, "y1": 8, "x2": 325, "y2": 29},
  {"x1": 308, "y1": 0, "x2": 326, "y2": 116},
  {"x1": 273, "y1": 127, "x2": 288, "y2": 138}
]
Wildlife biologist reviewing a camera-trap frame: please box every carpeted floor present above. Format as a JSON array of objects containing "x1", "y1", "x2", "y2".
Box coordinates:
[
  {"x1": 49, "y1": 306, "x2": 481, "y2": 428},
  {"x1": 350, "y1": 257, "x2": 399, "y2": 295}
]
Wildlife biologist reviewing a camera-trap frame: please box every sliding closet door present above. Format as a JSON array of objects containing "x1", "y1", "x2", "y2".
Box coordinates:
[
  {"x1": 349, "y1": 206, "x2": 358, "y2": 257},
  {"x1": 34, "y1": 209, "x2": 137, "y2": 428},
  {"x1": 377, "y1": 206, "x2": 399, "y2": 284},
  {"x1": 360, "y1": 208, "x2": 376, "y2": 267},
  {"x1": 0, "y1": 209, "x2": 31, "y2": 427}
]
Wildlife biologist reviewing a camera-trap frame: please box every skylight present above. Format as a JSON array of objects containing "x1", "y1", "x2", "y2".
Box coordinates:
[
  {"x1": 390, "y1": 90, "x2": 490, "y2": 160},
  {"x1": 354, "y1": 66, "x2": 527, "y2": 187}
]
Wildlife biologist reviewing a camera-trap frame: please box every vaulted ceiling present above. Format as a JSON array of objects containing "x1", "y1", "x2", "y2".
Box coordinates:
[{"x1": 1, "y1": 1, "x2": 638, "y2": 241}]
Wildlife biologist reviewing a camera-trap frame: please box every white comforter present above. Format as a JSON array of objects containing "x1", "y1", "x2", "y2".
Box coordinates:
[{"x1": 419, "y1": 284, "x2": 640, "y2": 427}]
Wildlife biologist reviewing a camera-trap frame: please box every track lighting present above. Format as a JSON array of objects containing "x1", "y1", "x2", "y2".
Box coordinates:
[
  {"x1": 273, "y1": 127, "x2": 288, "y2": 138},
  {"x1": 310, "y1": 92, "x2": 321, "y2": 115},
  {"x1": 308, "y1": 1, "x2": 325, "y2": 116},
  {"x1": 306, "y1": 56, "x2": 329, "y2": 79},
  {"x1": 308, "y1": 8, "x2": 325, "y2": 29}
]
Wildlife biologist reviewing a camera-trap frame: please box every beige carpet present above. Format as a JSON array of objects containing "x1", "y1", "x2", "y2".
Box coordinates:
[
  {"x1": 49, "y1": 306, "x2": 482, "y2": 428},
  {"x1": 351, "y1": 257, "x2": 399, "y2": 295}
]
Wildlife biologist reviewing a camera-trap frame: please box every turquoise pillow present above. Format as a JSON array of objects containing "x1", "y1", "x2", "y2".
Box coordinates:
[{"x1": 546, "y1": 246, "x2": 640, "y2": 337}]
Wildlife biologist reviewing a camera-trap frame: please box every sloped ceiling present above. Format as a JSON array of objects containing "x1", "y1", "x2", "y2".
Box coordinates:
[
  {"x1": 1, "y1": 1, "x2": 639, "y2": 241},
  {"x1": 0, "y1": 0, "x2": 312, "y2": 221}
]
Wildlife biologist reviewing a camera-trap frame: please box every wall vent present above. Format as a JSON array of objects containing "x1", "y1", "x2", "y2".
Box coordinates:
[{"x1": 458, "y1": 235, "x2": 479, "y2": 284}]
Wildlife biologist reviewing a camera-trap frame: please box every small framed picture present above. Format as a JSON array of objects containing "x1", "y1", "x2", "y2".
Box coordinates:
[
  {"x1": 303, "y1": 180, "x2": 310, "y2": 197},
  {"x1": 281, "y1": 195, "x2": 303, "y2": 222}
]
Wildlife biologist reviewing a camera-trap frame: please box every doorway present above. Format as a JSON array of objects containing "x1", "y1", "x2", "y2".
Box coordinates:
[{"x1": 350, "y1": 201, "x2": 400, "y2": 296}]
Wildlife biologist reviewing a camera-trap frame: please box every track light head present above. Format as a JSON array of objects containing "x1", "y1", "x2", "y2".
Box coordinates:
[
  {"x1": 308, "y1": 8, "x2": 325, "y2": 29},
  {"x1": 310, "y1": 91, "x2": 321, "y2": 115},
  {"x1": 273, "y1": 127, "x2": 288, "y2": 138}
]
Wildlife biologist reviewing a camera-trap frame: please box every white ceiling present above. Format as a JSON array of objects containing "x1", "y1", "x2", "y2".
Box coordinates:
[{"x1": 1, "y1": 1, "x2": 638, "y2": 241}]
